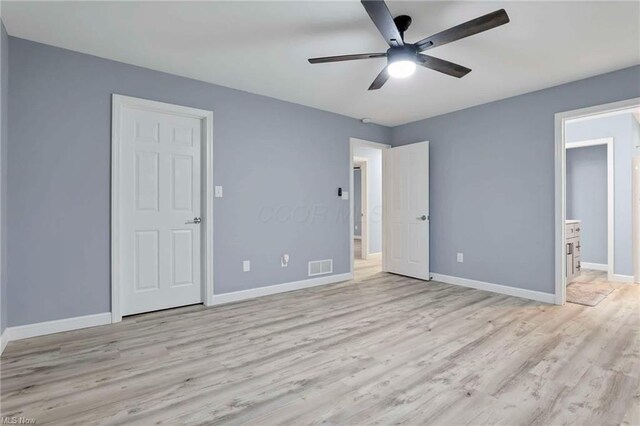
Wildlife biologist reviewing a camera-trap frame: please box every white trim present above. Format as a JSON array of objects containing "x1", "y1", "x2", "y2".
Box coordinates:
[
  {"x1": 1, "y1": 272, "x2": 349, "y2": 348},
  {"x1": 611, "y1": 274, "x2": 634, "y2": 283},
  {"x1": 580, "y1": 262, "x2": 608, "y2": 271},
  {"x1": 565, "y1": 107, "x2": 639, "y2": 124},
  {"x1": 566, "y1": 138, "x2": 614, "y2": 149},
  {"x1": 555, "y1": 97, "x2": 640, "y2": 305},
  {"x1": 431, "y1": 273, "x2": 555, "y2": 304},
  {"x1": 349, "y1": 138, "x2": 390, "y2": 276},
  {"x1": 111, "y1": 94, "x2": 214, "y2": 322},
  {"x1": 350, "y1": 139, "x2": 391, "y2": 150},
  {"x1": 203, "y1": 105, "x2": 215, "y2": 306},
  {"x1": 1, "y1": 329, "x2": 8, "y2": 355},
  {"x1": 353, "y1": 157, "x2": 368, "y2": 258},
  {"x1": 634, "y1": 157, "x2": 640, "y2": 283},
  {"x1": 359, "y1": 160, "x2": 369, "y2": 259},
  {"x1": 0, "y1": 0, "x2": 4, "y2": 357},
  {"x1": 210, "y1": 273, "x2": 353, "y2": 305},
  {"x1": 566, "y1": 137, "x2": 615, "y2": 281},
  {"x1": 6, "y1": 313, "x2": 111, "y2": 342},
  {"x1": 381, "y1": 148, "x2": 387, "y2": 273}
]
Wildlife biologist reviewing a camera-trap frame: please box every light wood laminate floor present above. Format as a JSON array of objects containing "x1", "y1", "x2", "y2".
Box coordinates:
[
  {"x1": 1, "y1": 267, "x2": 639, "y2": 425},
  {"x1": 572, "y1": 268, "x2": 609, "y2": 284},
  {"x1": 354, "y1": 252, "x2": 382, "y2": 282}
]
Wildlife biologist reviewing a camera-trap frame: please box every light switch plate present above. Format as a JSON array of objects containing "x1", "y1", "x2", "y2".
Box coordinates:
[
  {"x1": 215, "y1": 186, "x2": 223, "y2": 198},
  {"x1": 457, "y1": 253, "x2": 464, "y2": 263},
  {"x1": 243, "y1": 260, "x2": 250, "y2": 272}
]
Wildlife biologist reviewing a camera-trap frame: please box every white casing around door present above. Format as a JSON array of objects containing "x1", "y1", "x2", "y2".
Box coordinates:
[
  {"x1": 119, "y1": 106, "x2": 202, "y2": 316},
  {"x1": 384, "y1": 142, "x2": 430, "y2": 280}
]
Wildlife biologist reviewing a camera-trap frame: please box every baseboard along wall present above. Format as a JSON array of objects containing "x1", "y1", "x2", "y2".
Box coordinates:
[
  {"x1": 430, "y1": 273, "x2": 556, "y2": 304},
  {"x1": 580, "y1": 262, "x2": 608, "y2": 271},
  {"x1": 211, "y1": 273, "x2": 353, "y2": 305},
  {"x1": 1, "y1": 273, "x2": 353, "y2": 355}
]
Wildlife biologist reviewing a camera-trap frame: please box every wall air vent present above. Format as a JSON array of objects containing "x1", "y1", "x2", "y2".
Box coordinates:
[{"x1": 308, "y1": 259, "x2": 333, "y2": 277}]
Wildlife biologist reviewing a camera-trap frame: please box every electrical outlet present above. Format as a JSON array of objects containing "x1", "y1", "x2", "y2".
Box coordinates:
[
  {"x1": 215, "y1": 186, "x2": 223, "y2": 198},
  {"x1": 281, "y1": 254, "x2": 289, "y2": 267},
  {"x1": 243, "y1": 260, "x2": 250, "y2": 272},
  {"x1": 457, "y1": 253, "x2": 464, "y2": 263}
]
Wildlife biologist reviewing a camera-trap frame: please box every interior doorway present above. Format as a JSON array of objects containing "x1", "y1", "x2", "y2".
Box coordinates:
[
  {"x1": 350, "y1": 139, "x2": 388, "y2": 281},
  {"x1": 555, "y1": 98, "x2": 640, "y2": 306},
  {"x1": 111, "y1": 95, "x2": 214, "y2": 322},
  {"x1": 353, "y1": 159, "x2": 368, "y2": 260}
]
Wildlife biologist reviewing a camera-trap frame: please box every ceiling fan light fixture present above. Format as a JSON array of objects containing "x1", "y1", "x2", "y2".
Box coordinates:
[
  {"x1": 308, "y1": 1, "x2": 509, "y2": 90},
  {"x1": 387, "y1": 60, "x2": 416, "y2": 78},
  {"x1": 386, "y1": 46, "x2": 417, "y2": 79}
]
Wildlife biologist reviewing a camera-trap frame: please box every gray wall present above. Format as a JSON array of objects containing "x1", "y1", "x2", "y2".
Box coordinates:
[
  {"x1": 566, "y1": 145, "x2": 608, "y2": 265},
  {"x1": 353, "y1": 168, "x2": 361, "y2": 237},
  {"x1": 353, "y1": 145, "x2": 382, "y2": 253},
  {"x1": 391, "y1": 65, "x2": 640, "y2": 294},
  {"x1": 4, "y1": 33, "x2": 639, "y2": 327},
  {"x1": 0, "y1": 22, "x2": 7, "y2": 335},
  {"x1": 566, "y1": 113, "x2": 635, "y2": 275},
  {"x1": 7, "y1": 37, "x2": 390, "y2": 327}
]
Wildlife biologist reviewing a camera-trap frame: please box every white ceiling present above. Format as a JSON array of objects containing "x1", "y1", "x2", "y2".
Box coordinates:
[{"x1": 3, "y1": 1, "x2": 639, "y2": 126}]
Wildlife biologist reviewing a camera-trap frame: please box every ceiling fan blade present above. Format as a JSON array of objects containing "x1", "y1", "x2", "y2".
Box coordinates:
[
  {"x1": 361, "y1": 0, "x2": 404, "y2": 47},
  {"x1": 415, "y1": 9, "x2": 510, "y2": 51},
  {"x1": 417, "y1": 54, "x2": 471, "y2": 78},
  {"x1": 368, "y1": 67, "x2": 389, "y2": 90},
  {"x1": 308, "y1": 53, "x2": 386, "y2": 64}
]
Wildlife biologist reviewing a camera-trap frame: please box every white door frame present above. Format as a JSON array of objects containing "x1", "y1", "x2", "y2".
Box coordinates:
[
  {"x1": 354, "y1": 158, "x2": 369, "y2": 259},
  {"x1": 634, "y1": 156, "x2": 640, "y2": 283},
  {"x1": 565, "y1": 137, "x2": 614, "y2": 280},
  {"x1": 111, "y1": 94, "x2": 214, "y2": 323},
  {"x1": 349, "y1": 138, "x2": 390, "y2": 275},
  {"x1": 554, "y1": 97, "x2": 640, "y2": 305}
]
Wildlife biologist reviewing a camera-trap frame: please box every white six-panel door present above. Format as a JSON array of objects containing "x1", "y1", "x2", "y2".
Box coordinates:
[
  {"x1": 119, "y1": 105, "x2": 203, "y2": 316},
  {"x1": 384, "y1": 142, "x2": 430, "y2": 280}
]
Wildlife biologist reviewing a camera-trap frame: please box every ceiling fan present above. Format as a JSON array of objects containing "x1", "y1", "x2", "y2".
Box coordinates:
[{"x1": 308, "y1": 0, "x2": 510, "y2": 90}]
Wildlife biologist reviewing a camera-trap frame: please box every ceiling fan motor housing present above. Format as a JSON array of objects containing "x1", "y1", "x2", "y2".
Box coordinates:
[
  {"x1": 387, "y1": 45, "x2": 418, "y2": 66},
  {"x1": 393, "y1": 15, "x2": 412, "y2": 34}
]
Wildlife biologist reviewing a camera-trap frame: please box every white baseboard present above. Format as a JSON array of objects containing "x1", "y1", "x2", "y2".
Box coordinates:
[
  {"x1": 6, "y1": 312, "x2": 112, "y2": 342},
  {"x1": 581, "y1": 262, "x2": 608, "y2": 271},
  {"x1": 1, "y1": 274, "x2": 354, "y2": 350},
  {"x1": 211, "y1": 273, "x2": 353, "y2": 305},
  {"x1": 1, "y1": 329, "x2": 8, "y2": 355},
  {"x1": 431, "y1": 273, "x2": 555, "y2": 304},
  {"x1": 611, "y1": 274, "x2": 634, "y2": 283}
]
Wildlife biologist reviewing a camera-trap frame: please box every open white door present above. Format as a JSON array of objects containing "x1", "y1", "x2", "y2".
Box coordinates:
[{"x1": 383, "y1": 142, "x2": 429, "y2": 280}]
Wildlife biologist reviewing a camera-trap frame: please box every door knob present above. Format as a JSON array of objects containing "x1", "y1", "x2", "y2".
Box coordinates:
[
  {"x1": 186, "y1": 217, "x2": 202, "y2": 224},
  {"x1": 418, "y1": 215, "x2": 427, "y2": 221}
]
